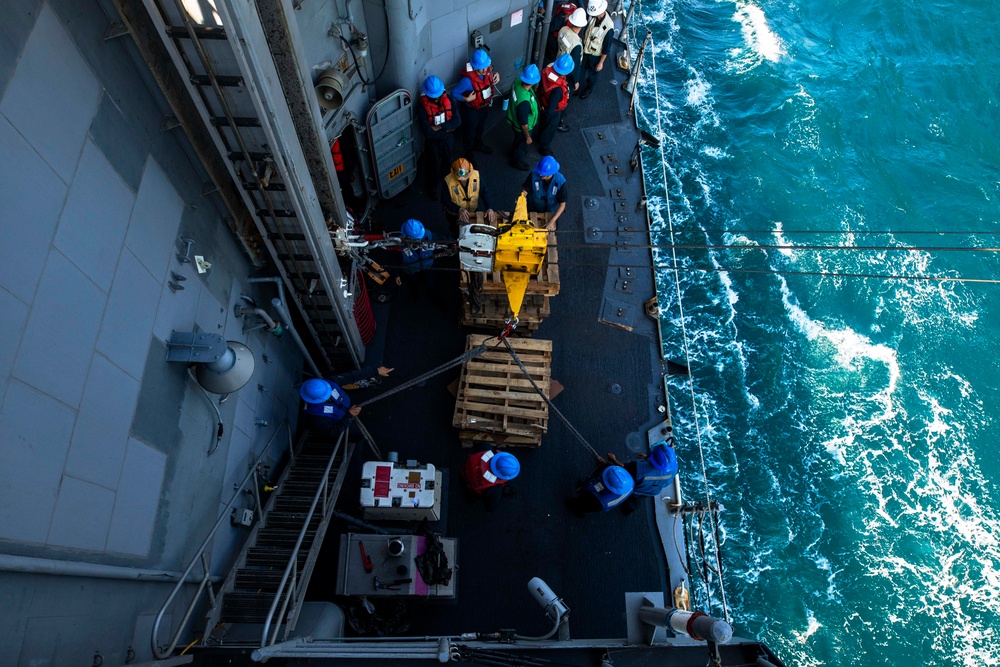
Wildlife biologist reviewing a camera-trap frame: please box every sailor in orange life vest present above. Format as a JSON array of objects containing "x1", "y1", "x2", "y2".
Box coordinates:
[
  {"x1": 567, "y1": 453, "x2": 635, "y2": 515},
  {"x1": 452, "y1": 48, "x2": 499, "y2": 156},
  {"x1": 535, "y1": 54, "x2": 575, "y2": 157},
  {"x1": 522, "y1": 156, "x2": 567, "y2": 230},
  {"x1": 461, "y1": 446, "x2": 520, "y2": 511},
  {"x1": 440, "y1": 158, "x2": 498, "y2": 233},
  {"x1": 299, "y1": 366, "x2": 394, "y2": 437},
  {"x1": 417, "y1": 75, "x2": 462, "y2": 199}
]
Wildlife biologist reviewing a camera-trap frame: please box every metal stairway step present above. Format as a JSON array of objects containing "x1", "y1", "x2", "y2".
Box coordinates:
[
  {"x1": 220, "y1": 591, "x2": 288, "y2": 624},
  {"x1": 257, "y1": 208, "x2": 297, "y2": 218},
  {"x1": 255, "y1": 527, "x2": 317, "y2": 549},
  {"x1": 246, "y1": 547, "x2": 310, "y2": 569},
  {"x1": 265, "y1": 512, "x2": 322, "y2": 530},
  {"x1": 235, "y1": 568, "x2": 285, "y2": 592},
  {"x1": 243, "y1": 181, "x2": 286, "y2": 191},
  {"x1": 166, "y1": 25, "x2": 228, "y2": 40},
  {"x1": 229, "y1": 150, "x2": 273, "y2": 161},
  {"x1": 211, "y1": 116, "x2": 261, "y2": 127},
  {"x1": 190, "y1": 74, "x2": 243, "y2": 87}
]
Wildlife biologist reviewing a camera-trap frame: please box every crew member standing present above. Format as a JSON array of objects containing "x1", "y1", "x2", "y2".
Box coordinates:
[
  {"x1": 299, "y1": 366, "x2": 394, "y2": 437},
  {"x1": 399, "y1": 218, "x2": 436, "y2": 297},
  {"x1": 556, "y1": 8, "x2": 587, "y2": 100},
  {"x1": 506, "y1": 65, "x2": 541, "y2": 171},
  {"x1": 461, "y1": 446, "x2": 520, "y2": 511},
  {"x1": 452, "y1": 49, "x2": 499, "y2": 155},
  {"x1": 544, "y1": 1, "x2": 580, "y2": 63},
  {"x1": 578, "y1": 0, "x2": 616, "y2": 99},
  {"x1": 440, "y1": 157, "x2": 497, "y2": 233},
  {"x1": 536, "y1": 54, "x2": 575, "y2": 156},
  {"x1": 567, "y1": 454, "x2": 635, "y2": 515},
  {"x1": 417, "y1": 75, "x2": 461, "y2": 199},
  {"x1": 522, "y1": 156, "x2": 568, "y2": 230}
]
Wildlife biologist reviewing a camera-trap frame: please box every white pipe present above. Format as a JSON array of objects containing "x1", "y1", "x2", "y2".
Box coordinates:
[
  {"x1": 247, "y1": 276, "x2": 323, "y2": 377},
  {"x1": 0, "y1": 554, "x2": 220, "y2": 583}
]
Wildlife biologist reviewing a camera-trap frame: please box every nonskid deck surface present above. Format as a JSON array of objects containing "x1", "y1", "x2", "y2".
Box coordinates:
[{"x1": 307, "y1": 56, "x2": 672, "y2": 639}]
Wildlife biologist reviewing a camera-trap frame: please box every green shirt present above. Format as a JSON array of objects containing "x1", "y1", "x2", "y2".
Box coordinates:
[{"x1": 506, "y1": 83, "x2": 539, "y2": 131}]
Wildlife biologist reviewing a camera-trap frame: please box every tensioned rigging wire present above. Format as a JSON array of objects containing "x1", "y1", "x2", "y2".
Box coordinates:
[
  {"x1": 540, "y1": 227, "x2": 1000, "y2": 236},
  {"x1": 543, "y1": 241, "x2": 1000, "y2": 252},
  {"x1": 647, "y1": 28, "x2": 730, "y2": 623},
  {"x1": 368, "y1": 261, "x2": 1000, "y2": 284}
]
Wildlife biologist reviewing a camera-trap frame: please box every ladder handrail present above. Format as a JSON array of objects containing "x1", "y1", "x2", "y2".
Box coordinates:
[
  {"x1": 151, "y1": 421, "x2": 291, "y2": 659},
  {"x1": 261, "y1": 431, "x2": 346, "y2": 647}
]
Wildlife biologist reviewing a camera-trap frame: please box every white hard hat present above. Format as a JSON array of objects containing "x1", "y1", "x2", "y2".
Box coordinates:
[
  {"x1": 587, "y1": 0, "x2": 608, "y2": 15},
  {"x1": 568, "y1": 7, "x2": 588, "y2": 27}
]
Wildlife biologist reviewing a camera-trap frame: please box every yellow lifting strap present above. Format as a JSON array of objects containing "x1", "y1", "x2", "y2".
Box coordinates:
[{"x1": 495, "y1": 193, "x2": 548, "y2": 318}]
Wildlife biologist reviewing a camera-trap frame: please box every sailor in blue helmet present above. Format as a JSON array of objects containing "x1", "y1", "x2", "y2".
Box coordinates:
[
  {"x1": 505, "y1": 64, "x2": 541, "y2": 171},
  {"x1": 606, "y1": 438, "x2": 679, "y2": 513},
  {"x1": 397, "y1": 218, "x2": 442, "y2": 301},
  {"x1": 452, "y1": 48, "x2": 499, "y2": 155},
  {"x1": 567, "y1": 454, "x2": 635, "y2": 515},
  {"x1": 536, "y1": 54, "x2": 575, "y2": 155},
  {"x1": 624, "y1": 438, "x2": 678, "y2": 497},
  {"x1": 461, "y1": 445, "x2": 520, "y2": 511},
  {"x1": 299, "y1": 365, "x2": 394, "y2": 436},
  {"x1": 521, "y1": 156, "x2": 568, "y2": 230},
  {"x1": 417, "y1": 74, "x2": 462, "y2": 199}
]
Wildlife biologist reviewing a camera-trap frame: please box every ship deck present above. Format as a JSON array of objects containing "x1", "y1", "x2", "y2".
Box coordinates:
[{"x1": 304, "y1": 55, "x2": 676, "y2": 640}]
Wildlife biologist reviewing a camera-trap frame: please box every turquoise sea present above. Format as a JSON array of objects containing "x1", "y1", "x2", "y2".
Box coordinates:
[{"x1": 636, "y1": 1, "x2": 1000, "y2": 665}]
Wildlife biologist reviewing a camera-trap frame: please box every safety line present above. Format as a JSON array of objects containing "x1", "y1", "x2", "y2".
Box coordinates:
[
  {"x1": 647, "y1": 28, "x2": 731, "y2": 623},
  {"x1": 355, "y1": 341, "x2": 494, "y2": 408},
  {"x1": 501, "y1": 338, "x2": 603, "y2": 461}
]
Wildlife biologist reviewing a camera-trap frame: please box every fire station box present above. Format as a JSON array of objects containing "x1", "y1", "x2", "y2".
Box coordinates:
[{"x1": 360, "y1": 461, "x2": 442, "y2": 521}]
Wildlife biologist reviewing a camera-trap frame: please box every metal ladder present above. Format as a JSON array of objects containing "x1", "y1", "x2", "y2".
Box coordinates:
[
  {"x1": 118, "y1": 0, "x2": 362, "y2": 368},
  {"x1": 204, "y1": 430, "x2": 355, "y2": 645}
]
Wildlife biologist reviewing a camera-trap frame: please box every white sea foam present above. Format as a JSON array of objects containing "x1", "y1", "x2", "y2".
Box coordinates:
[
  {"x1": 779, "y1": 276, "x2": 900, "y2": 405},
  {"x1": 792, "y1": 609, "x2": 822, "y2": 643},
  {"x1": 731, "y1": 1, "x2": 786, "y2": 67},
  {"x1": 773, "y1": 221, "x2": 794, "y2": 258}
]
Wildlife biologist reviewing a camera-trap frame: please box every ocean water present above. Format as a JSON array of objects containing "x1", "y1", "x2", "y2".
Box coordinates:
[{"x1": 634, "y1": 1, "x2": 1000, "y2": 665}]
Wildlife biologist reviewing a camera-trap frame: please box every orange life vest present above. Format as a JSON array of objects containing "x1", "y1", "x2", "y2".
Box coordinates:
[
  {"x1": 538, "y1": 64, "x2": 569, "y2": 112},
  {"x1": 419, "y1": 94, "x2": 454, "y2": 127},
  {"x1": 462, "y1": 66, "x2": 495, "y2": 109},
  {"x1": 462, "y1": 450, "x2": 505, "y2": 494}
]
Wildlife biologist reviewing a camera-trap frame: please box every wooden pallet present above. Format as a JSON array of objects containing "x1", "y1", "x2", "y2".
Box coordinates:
[
  {"x1": 458, "y1": 212, "x2": 560, "y2": 297},
  {"x1": 460, "y1": 293, "x2": 550, "y2": 334},
  {"x1": 453, "y1": 334, "x2": 552, "y2": 447}
]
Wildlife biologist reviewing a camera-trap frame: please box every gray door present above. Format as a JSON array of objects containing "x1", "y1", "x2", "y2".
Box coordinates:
[{"x1": 366, "y1": 89, "x2": 417, "y2": 199}]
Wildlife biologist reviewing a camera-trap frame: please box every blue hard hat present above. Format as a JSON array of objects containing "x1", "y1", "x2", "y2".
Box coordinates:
[
  {"x1": 401, "y1": 219, "x2": 425, "y2": 239},
  {"x1": 649, "y1": 442, "x2": 677, "y2": 473},
  {"x1": 490, "y1": 452, "x2": 520, "y2": 481},
  {"x1": 470, "y1": 49, "x2": 491, "y2": 70},
  {"x1": 554, "y1": 54, "x2": 574, "y2": 76},
  {"x1": 603, "y1": 465, "x2": 634, "y2": 495},
  {"x1": 422, "y1": 75, "x2": 445, "y2": 98},
  {"x1": 300, "y1": 378, "x2": 333, "y2": 404},
  {"x1": 520, "y1": 64, "x2": 541, "y2": 85},
  {"x1": 534, "y1": 155, "x2": 560, "y2": 177}
]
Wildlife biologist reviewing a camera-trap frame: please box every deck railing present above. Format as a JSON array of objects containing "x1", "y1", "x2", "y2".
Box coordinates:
[
  {"x1": 260, "y1": 431, "x2": 346, "y2": 646},
  {"x1": 151, "y1": 422, "x2": 290, "y2": 659}
]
